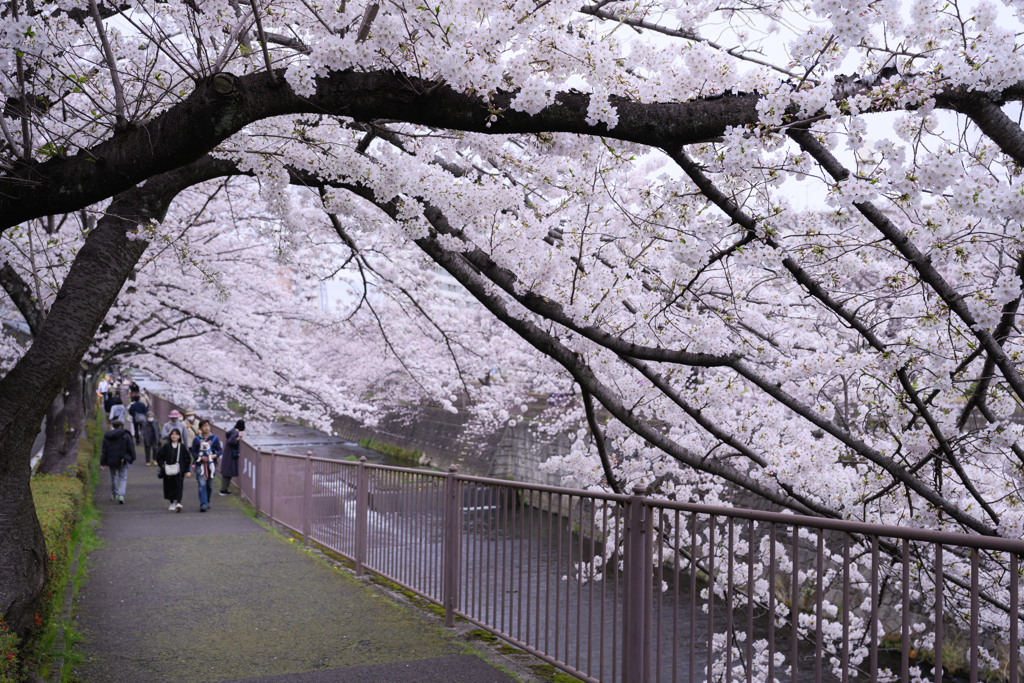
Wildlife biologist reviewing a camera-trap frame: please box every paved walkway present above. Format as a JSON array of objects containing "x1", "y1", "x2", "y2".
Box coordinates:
[{"x1": 73, "y1": 461, "x2": 518, "y2": 683}]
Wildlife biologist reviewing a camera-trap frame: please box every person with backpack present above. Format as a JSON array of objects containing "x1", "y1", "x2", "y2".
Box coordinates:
[
  {"x1": 100, "y1": 419, "x2": 136, "y2": 504},
  {"x1": 128, "y1": 394, "x2": 148, "y2": 444},
  {"x1": 220, "y1": 420, "x2": 244, "y2": 496}
]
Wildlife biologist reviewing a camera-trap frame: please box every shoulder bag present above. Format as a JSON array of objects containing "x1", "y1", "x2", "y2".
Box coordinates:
[{"x1": 163, "y1": 444, "x2": 181, "y2": 476}]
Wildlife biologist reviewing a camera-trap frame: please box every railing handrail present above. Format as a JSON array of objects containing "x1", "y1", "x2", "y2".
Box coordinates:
[{"x1": 256, "y1": 444, "x2": 1024, "y2": 554}]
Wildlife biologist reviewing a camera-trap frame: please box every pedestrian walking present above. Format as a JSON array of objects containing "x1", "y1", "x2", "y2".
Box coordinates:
[
  {"x1": 161, "y1": 410, "x2": 187, "y2": 444},
  {"x1": 128, "y1": 394, "x2": 148, "y2": 444},
  {"x1": 100, "y1": 419, "x2": 136, "y2": 504},
  {"x1": 190, "y1": 420, "x2": 222, "y2": 512},
  {"x1": 141, "y1": 411, "x2": 160, "y2": 465},
  {"x1": 157, "y1": 428, "x2": 191, "y2": 512},
  {"x1": 183, "y1": 409, "x2": 200, "y2": 443},
  {"x1": 103, "y1": 391, "x2": 116, "y2": 414},
  {"x1": 221, "y1": 420, "x2": 244, "y2": 495},
  {"x1": 108, "y1": 395, "x2": 126, "y2": 424}
]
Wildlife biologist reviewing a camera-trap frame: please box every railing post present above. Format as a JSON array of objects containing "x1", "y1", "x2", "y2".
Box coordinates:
[
  {"x1": 443, "y1": 464, "x2": 460, "y2": 627},
  {"x1": 303, "y1": 451, "x2": 313, "y2": 546},
  {"x1": 253, "y1": 449, "x2": 261, "y2": 517},
  {"x1": 355, "y1": 456, "x2": 367, "y2": 577},
  {"x1": 624, "y1": 484, "x2": 650, "y2": 683},
  {"x1": 268, "y1": 450, "x2": 276, "y2": 530}
]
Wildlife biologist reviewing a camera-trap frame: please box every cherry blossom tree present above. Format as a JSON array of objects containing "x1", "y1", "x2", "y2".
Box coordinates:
[{"x1": 2, "y1": 0, "x2": 1024, "y2": 674}]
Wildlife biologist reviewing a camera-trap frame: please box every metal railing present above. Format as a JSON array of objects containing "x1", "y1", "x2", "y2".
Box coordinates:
[{"x1": 146, "y1": 395, "x2": 1024, "y2": 683}]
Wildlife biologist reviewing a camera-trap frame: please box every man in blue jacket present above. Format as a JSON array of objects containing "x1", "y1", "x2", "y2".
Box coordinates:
[
  {"x1": 100, "y1": 419, "x2": 136, "y2": 504},
  {"x1": 128, "y1": 394, "x2": 148, "y2": 444}
]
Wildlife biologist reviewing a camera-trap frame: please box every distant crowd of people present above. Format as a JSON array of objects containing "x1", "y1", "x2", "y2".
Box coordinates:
[{"x1": 97, "y1": 374, "x2": 245, "y2": 512}]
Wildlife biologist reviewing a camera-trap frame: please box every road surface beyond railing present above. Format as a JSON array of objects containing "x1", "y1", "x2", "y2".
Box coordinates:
[{"x1": 147, "y1": 394, "x2": 1024, "y2": 683}]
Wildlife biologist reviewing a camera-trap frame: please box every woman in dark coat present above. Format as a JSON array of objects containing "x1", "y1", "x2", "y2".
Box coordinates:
[
  {"x1": 220, "y1": 420, "x2": 244, "y2": 495},
  {"x1": 157, "y1": 428, "x2": 191, "y2": 512}
]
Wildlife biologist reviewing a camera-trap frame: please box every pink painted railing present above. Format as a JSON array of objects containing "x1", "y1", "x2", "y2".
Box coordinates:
[{"x1": 146, "y1": 394, "x2": 1024, "y2": 683}]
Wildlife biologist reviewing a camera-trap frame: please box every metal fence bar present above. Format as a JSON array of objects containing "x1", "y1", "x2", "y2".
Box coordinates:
[
  {"x1": 792, "y1": 525, "x2": 799, "y2": 683},
  {"x1": 971, "y1": 548, "x2": 979, "y2": 683},
  {"x1": 746, "y1": 519, "x2": 754, "y2": 683},
  {"x1": 689, "y1": 514, "x2": 697, "y2": 683},
  {"x1": 814, "y1": 531, "x2": 823, "y2": 683},
  {"x1": 303, "y1": 451, "x2": 312, "y2": 546},
  {"x1": 902, "y1": 537, "x2": 910, "y2": 683},
  {"x1": 842, "y1": 533, "x2": 850, "y2": 683},
  {"x1": 624, "y1": 485, "x2": 647, "y2": 683},
  {"x1": 707, "y1": 516, "x2": 715, "y2": 683},
  {"x1": 935, "y1": 544, "x2": 943, "y2": 683},
  {"x1": 1010, "y1": 553, "x2": 1018, "y2": 683},
  {"x1": 355, "y1": 456, "x2": 367, "y2": 576},
  {"x1": 769, "y1": 522, "x2": 777, "y2": 683},
  {"x1": 870, "y1": 536, "x2": 879, "y2": 683},
  {"x1": 443, "y1": 464, "x2": 459, "y2": 627}
]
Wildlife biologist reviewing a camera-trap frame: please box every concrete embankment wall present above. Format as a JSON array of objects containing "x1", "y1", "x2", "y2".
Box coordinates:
[{"x1": 333, "y1": 405, "x2": 569, "y2": 487}]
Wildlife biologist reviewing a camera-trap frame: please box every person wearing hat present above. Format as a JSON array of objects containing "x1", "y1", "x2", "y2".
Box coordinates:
[
  {"x1": 162, "y1": 410, "x2": 188, "y2": 444},
  {"x1": 183, "y1": 409, "x2": 200, "y2": 444},
  {"x1": 220, "y1": 420, "x2": 245, "y2": 495},
  {"x1": 100, "y1": 419, "x2": 136, "y2": 504}
]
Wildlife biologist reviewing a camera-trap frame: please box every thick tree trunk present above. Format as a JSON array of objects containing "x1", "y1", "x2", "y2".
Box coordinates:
[
  {"x1": 37, "y1": 368, "x2": 85, "y2": 477},
  {"x1": 0, "y1": 460, "x2": 45, "y2": 638},
  {"x1": 0, "y1": 156, "x2": 232, "y2": 638}
]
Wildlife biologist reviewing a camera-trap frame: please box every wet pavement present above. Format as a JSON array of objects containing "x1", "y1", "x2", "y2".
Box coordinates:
[{"x1": 73, "y1": 447, "x2": 517, "y2": 683}]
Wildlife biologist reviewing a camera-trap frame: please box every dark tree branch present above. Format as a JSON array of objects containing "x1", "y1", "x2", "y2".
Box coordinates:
[
  {"x1": 957, "y1": 254, "x2": 1024, "y2": 433},
  {"x1": 943, "y1": 90, "x2": 1024, "y2": 167},
  {"x1": 0, "y1": 261, "x2": 42, "y2": 335},
  {"x1": 10, "y1": 68, "x2": 1024, "y2": 230},
  {"x1": 580, "y1": 388, "x2": 620, "y2": 494}
]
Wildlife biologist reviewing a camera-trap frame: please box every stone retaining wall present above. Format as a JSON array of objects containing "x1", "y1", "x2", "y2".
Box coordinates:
[{"x1": 332, "y1": 405, "x2": 569, "y2": 487}]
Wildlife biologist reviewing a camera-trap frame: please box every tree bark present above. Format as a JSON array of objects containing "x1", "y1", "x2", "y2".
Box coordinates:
[
  {"x1": 6, "y1": 70, "x2": 1022, "y2": 231},
  {"x1": 0, "y1": 155, "x2": 232, "y2": 638},
  {"x1": 37, "y1": 367, "x2": 84, "y2": 476}
]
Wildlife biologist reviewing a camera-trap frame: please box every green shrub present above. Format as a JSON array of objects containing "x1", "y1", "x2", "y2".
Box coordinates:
[
  {"x1": 30, "y1": 474, "x2": 85, "y2": 629},
  {"x1": 19, "y1": 415, "x2": 101, "y2": 677},
  {"x1": 0, "y1": 617, "x2": 18, "y2": 683}
]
